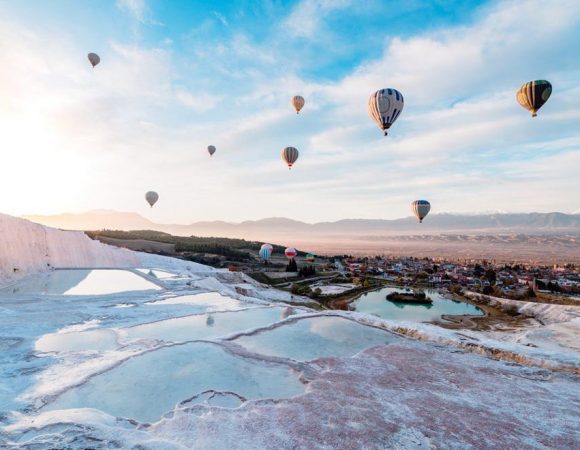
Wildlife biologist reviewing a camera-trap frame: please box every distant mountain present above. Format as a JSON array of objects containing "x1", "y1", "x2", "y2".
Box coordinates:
[{"x1": 23, "y1": 210, "x2": 580, "y2": 240}]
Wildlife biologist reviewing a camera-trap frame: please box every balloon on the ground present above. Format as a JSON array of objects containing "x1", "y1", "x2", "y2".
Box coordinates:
[
  {"x1": 305, "y1": 253, "x2": 315, "y2": 262},
  {"x1": 259, "y1": 244, "x2": 273, "y2": 262},
  {"x1": 516, "y1": 80, "x2": 552, "y2": 117},
  {"x1": 292, "y1": 95, "x2": 305, "y2": 114},
  {"x1": 282, "y1": 147, "x2": 299, "y2": 169},
  {"x1": 145, "y1": 191, "x2": 159, "y2": 208},
  {"x1": 411, "y1": 200, "x2": 431, "y2": 223},
  {"x1": 88, "y1": 53, "x2": 100, "y2": 68},
  {"x1": 208, "y1": 145, "x2": 216, "y2": 156},
  {"x1": 368, "y1": 88, "x2": 404, "y2": 136},
  {"x1": 285, "y1": 247, "x2": 297, "y2": 259}
]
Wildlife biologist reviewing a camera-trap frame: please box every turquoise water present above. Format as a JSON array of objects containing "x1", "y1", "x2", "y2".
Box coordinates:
[
  {"x1": 121, "y1": 307, "x2": 286, "y2": 343},
  {"x1": 351, "y1": 286, "x2": 483, "y2": 322},
  {"x1": 235, "y1": 316, "x2": 398, "y2": 362},
  {"x1": 46, "y1": 342, "x2": 304, "y2": 423}
]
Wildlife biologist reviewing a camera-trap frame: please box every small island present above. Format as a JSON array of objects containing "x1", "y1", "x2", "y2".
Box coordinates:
[{"x1": 386, "y1": 290, "x2": 433, "y2": 304}]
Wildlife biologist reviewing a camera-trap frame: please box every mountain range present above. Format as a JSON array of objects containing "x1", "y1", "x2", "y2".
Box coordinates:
[
  {"x1": 21, "y1": 210, "x2": 580, "y2": 262},
  {"x1": 23, "y1": 210, "x2": 580, "y2": 237}
]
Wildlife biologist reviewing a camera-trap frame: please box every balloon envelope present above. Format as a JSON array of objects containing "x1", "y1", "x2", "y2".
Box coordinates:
[
  {"x1": 208, "y1": 145, "x2": 216, "y2": 156},
  {"x1": 88, "y1": 53, "x2": 100, "y2": 67},
  {"x1": 516, "y1": 80, "x2": 552, "y2": 117},
  {"x1": 282, "y1": 147, "x2": 299, "y2": 169},
  {"x1": 259, "y1": 244, "x2": 273, "y2": 261},
  {"x1": 411, "y1": 200, "x2": 431, "y2": 223},
  {"x1": 285, "y1": 247, "x2": 297, "y2": 259},
  {"x1": 368, "y1": 88, "x2": 404, "y2": 136},
  {"x1": 145, "y1": 191, "x2": 159, "y2": 208},
  {"x1": 292, "y1": 95, "x2": 305, "y2": 114},
  {"x1": 305, "y1": 253, "x2": 315, "y2": 262}
]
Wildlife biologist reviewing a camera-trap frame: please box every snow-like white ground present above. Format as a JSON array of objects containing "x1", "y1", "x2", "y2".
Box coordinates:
[
  {"x1": 0, "y1": 215, "x2": 579, "y2": 449},
  {"x1": 310, "y1": 282, "x2": 357, "y2": 295}
]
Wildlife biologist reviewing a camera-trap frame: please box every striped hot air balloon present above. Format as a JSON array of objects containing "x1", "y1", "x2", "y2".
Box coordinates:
[
  {"x1": 368, "y1": 88, "x2": 404, "y2": 136},
  {"x1": 207, "y1": 145, "x2": 216, "y2": 156},
  {"x1": 411, "y1": 200, "x2": 431, "y2": 223},
  {"x1": 281, "y1": 147, "x2": 299, "y2": 169},
  {"x1": 259, "y1": 244, "x2": 273, "y2": 262},
  {"x1": 285, "y1": 247, "x2": 297, "y2": 259},
  {"x1": 516, "y1": 80, "x2": 552, "y2": 117},
  {"x1": 305, "y1": 253, "x2": 315, "y2": 262},
  {"x1": 88, "y1": 53, "x2": 100, "y2": 68},
  {"x1": 291, "y1": 95, "x2": 305, "y2": 114}
]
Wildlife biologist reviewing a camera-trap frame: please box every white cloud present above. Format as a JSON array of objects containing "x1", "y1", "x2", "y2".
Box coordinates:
[
  {"x1": 116, "y1": 0, "x2": 147, "y2": 23},
  {"x1": 0, "y1": 0, "x2": 579, "y2": 222},
  {"x1": 283, "y1": 0, "x2": 353, "y2": 38}
]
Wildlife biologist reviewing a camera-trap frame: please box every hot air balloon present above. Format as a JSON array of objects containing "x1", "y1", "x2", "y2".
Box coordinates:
[
  {"x1": 88, "y1": 53, "x2": 100, "y2": 68},
  {"x1": 145, "y1": 191, "x2": 159, "y2": 208},
  {"x1": 259, "y1": 244, "x2": 273, "y2": 263},
  {"x1": 305, "y1": 253, "x2": 315, "y2": 262},
  {"x1": 208, "y1": 145, "x2": 216, "y2": 156},
  {"x1": 292, "y1": 95, "x2": 305, "y2": 114},
  {"x1": 411, "y1": 200, "x2": 431, "y2": 223},
  {"x1": 285, "y1": 247, "x2": 297, "y2": 259},
  {"x1": 516, "y1": 80, "x2": 552, "y2": 117},
  {"x1": 282, "y1": 147, "x2": 299, "y2": 169},
  {"x1": 368, "y1": 88, "x2": 404, "y2": 136}
]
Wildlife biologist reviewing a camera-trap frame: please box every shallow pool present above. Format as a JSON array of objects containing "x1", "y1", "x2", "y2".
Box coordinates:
[
  {"x1": 147, "y1": 292, "x2": 248, "y2": 311},
  {"x1": 46, "y1": 342, "x2": 304, "y2": 423},
  {"x1": 35, "y1": 328, "x2": 119, "y2": 353},
  {"x1": 121, "y1": 307, "x2": 288, "y2": 343},
  {"x1": 0, "y1": 269, "x2": 162, "y2": 296},
  {"x1": 235, "y1": 315, "x2": 397, "y2": 362},
  {"x1": 351, "y1": 286, "x2": 483, "y2": 322}
]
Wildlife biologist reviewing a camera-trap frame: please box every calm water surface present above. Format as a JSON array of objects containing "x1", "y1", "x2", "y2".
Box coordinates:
[{"x1": 351, "y1": 286, "x2": 482, "y2": 322}]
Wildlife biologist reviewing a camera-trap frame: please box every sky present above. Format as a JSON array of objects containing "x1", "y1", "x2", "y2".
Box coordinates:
[{"x1": 0, "y1": 0, "x2": 579, "y2": 223}]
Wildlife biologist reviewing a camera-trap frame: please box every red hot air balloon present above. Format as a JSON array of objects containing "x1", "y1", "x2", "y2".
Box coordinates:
[{"x1": 285, "y1": 247, "x2": 297, "y2": 259}]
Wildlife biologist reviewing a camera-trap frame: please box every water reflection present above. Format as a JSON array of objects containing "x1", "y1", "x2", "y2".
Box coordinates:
[
  {"x1": 351, "y1": 286, "x2": 482, "y2": 322},
  {"x1": 0, "y1": 270, "x2": 162, "y2": 296}
]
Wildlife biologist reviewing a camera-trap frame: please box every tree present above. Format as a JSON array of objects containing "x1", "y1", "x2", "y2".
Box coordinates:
[
  {"x1": 485, "y1": 268, "x2": 497, "y2": 285},
  {"x1": 286, "y1": 258, "x2": 298, "y2": 272}
]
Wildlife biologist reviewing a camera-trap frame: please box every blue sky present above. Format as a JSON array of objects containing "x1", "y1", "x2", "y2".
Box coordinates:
[{"x1": 0, "y1": 0, "x2": 578, "y2": 223}]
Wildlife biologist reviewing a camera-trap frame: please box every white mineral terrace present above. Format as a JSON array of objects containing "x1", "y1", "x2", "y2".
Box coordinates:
[{"x1": 0, "y1": 215, "x2": 579, "y2": 449}]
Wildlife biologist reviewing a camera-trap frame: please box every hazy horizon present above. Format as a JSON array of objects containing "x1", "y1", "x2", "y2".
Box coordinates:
[
  {"x1": 21, "y1": 208, "x2": 580, "y2": 227},
  {"x1": 1, "y1": 0, "x2": 579, "y2": 223}
]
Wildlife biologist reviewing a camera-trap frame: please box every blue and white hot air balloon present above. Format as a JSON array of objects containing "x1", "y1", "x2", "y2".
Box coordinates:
[
  {"x1": 368, "y1": 88, "x2": 404, "y2": 136},
  {"x1": 259, "y1": 244, "x2": 273, "y2": 263},
  {"x1": 411, "y1": 200, "x2": 431, "y2": 223}
]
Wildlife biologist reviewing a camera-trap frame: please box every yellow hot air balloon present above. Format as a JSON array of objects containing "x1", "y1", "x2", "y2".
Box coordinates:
[
  {"x1": 291, "y1": 95, "x2": 305, "y2": 114},
  {"x1": 281, "y1": 147, "x2": 299, "y2": 169},
  {"x1": 516, "y1": 80, "x2": 552, "y2": 117},
  {"x1": 88, "y1": 53, "x2": 100, "y2": 68}
]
